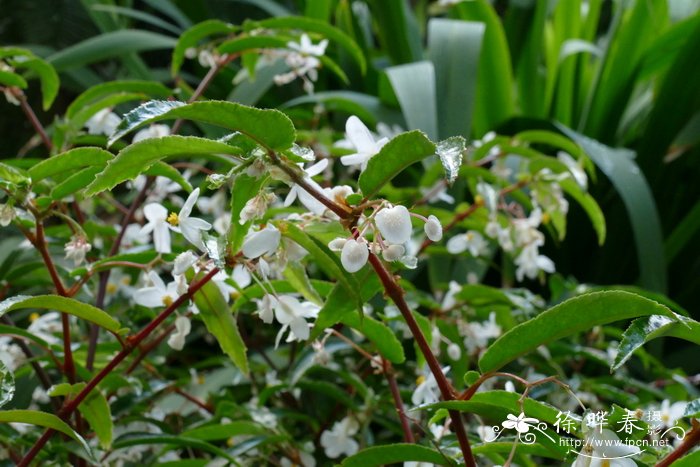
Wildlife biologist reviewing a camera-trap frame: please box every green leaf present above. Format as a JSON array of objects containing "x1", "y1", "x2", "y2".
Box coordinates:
[
  {"x1": 29, "y1": 147, "x2": 113, "y2": 182},
  {"x1": 182, "y1": 421, "x2": 266, "y2": 441},
  {"x1": 0, "y1": 295, "x2": 122, "y2": 334},
  {"x1": 47, "y1": 29, "x2": 177, "y2": 70},
  {"x1": 478, "y1": 290, "x2": 677, "y2": 373},
  {"x1": 684, "y1": 398, "x2": 700, "y2": 419},
  {"x1": 66, "y1": 80, "x2": 173, "y2": 120},
  {"x1": 612, "y1": 314, "x2": 700, "y2": 371},
  {"x1": 0, "y1": 162, "x2": 31, "y2": 190},
  {"x1": 428, "y1": 18, "x2": 484, "y2": 139},
  {"x1": 672, "y1": 449, "x2": 700, "y2": 467},
  {"x1": 108, "y1": 100, "x2": 296, "y2": 151},
  {"x1": 112, "y1": 433, "x2": 238, "y2": 463},
  {"x1": 277, "y1": 221, "x2": 364, "y2": 311},
  {"x1": 0, "y1": 360, "x2": 14, "y2": 409},
  {"x1": 192, "y1": 277, "x2": 249, "y2": 375},
  {"x1": 49, "y1": 382, "x2": 113, "y2": 449},
  {"x1": 560, "y1": 179, "x2": 606, "y2": 245},
  {"x1": 366, "y1": 0, "x2": 422, "y2": 65},
  {"x1": 0, "y1": 410, "x2": 93, "y2": 459},
  {"x1": 85, "y1": 136, "x2": 241, "y2": 195},
  {"x1": 144, "y1": 161, "x2": 193, "y2": 193},
  {"x1": 218, "y1": 35, "x2": 289, "y2": 55},
  {"x1": 0, "y1": 70, "x2": 27, "y2": 89},
  {"x1": 385, "y1": 61, "x2": 438, "y2": 140},
  {"x1": 13, "y1": 57, "x2": 60, "y2": 110},
  {"x1": 558, "y1": 125, "x2": 666, "y2": 292},
  {"x1": 451, "y1": 0, "x2": 515, "y2": 136},
  {"x1": 51, "y1": 166, "x2": 105, "y2": 200},
  {"x1": 359, "y1": 130, "x2": 436, "y2": 198},
  {"x1": 666, "y1": 199, "x2": 700, "y2": 263},
  {"x1": 227, "y1": 173, "x2": 267, "y2": 255},
  {"x1": 172, "y1": 20, "x2": 237, "y2": 75},
  {"x1": 249, "y1": 16, "x2": 367, "y2": 74},
  {"x1": 341, "y1": 444, "x2": 450, "y2": 466},
  {"x1": 282, "y1": 91, "x2": 403, "y2": 128}
]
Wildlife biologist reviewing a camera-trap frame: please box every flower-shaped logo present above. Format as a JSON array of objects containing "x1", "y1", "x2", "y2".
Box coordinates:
[{"x1": 502, "y1": 413, "x2": 540, "y2": 433}]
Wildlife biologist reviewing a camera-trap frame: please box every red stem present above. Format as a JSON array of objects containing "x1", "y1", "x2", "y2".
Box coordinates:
[
  {"x1": 17, "y1": 268, "x2": 219, "y2": 465},
  {"x1": 656, "y1": 419, "x2": 700, "y2": 467},
  {"x1": 384, "y1": 359, "x2": 415, "y2": 443},
  {"x1": 15, "y1": 90, "x2": 52, "y2": 151}
]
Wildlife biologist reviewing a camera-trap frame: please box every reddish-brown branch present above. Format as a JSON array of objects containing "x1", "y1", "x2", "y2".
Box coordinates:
[
  {"x1": 14, "y1": 90, "x2": 53, "y2": 151},
  {"x1": 17, "y1": 268, "x2": 219, "y2": 465},
  {"x1": 656, "y1": 419, "x2": 700, "y2": 467}
]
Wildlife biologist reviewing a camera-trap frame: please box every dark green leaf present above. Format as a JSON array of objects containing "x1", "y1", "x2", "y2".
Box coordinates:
[
  {"x1": 359, "y1": 130, "x2": 436, "y2": 197},
  {"x1": 29, "y1": 147, "x2": 113, "y2": 182},
  {"x1": 341, "y1": 444, "x2": 450, "y2": 466},
  {"x1": 479, "y1": 291, "x2": 677, "y2": 372},
  {"x1": 85, "y1": 136, "x2": 241, "y2": 195}
]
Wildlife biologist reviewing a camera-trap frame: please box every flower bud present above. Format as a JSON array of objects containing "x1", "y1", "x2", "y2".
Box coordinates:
[
  {"x1": 424, "y1": 215, "x2": 443, "y2": 241},
  {"x1": 375, "y1": 205, "x2": 412, "y2": 244},
  {"x1": 340, "y1": 239, "x2": 368, "y2": 273},
  {"x1": 328, "y1": 237, "x2": 347, "y2": 252},
  {"x1": 382, "y1": 244, "x2": 405, "y2": 262}
]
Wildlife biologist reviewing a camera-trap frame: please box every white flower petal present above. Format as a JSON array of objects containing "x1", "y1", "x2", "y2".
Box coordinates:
[
  {"x1": 375, "y1": 205, "x2": 412, "y2": 244},
  {"x1": 340, "y1": 239, "x2": 368, "y2": 273}
]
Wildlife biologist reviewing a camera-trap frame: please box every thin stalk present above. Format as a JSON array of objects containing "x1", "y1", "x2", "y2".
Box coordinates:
[
  {"x1": 15, "y1": 90, "x2": 52, "y2": 151},
  {"x1": 383, "y1": 359, "x2": 415, "y2": 443}
]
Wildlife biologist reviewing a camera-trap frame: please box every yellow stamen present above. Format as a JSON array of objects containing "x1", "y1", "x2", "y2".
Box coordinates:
[
  {"x1": 416, "y1": 375, "x2": 426, "y2": 385},
  {"x1": 106, "y1": 283, "x2": 118, "y2": 294},
  {"x1": 226, "y1": 437, "x2": 235, "y2": 447},
  {"x1": 474, "y1": 194, "x2": 484, "y2": 206},
  {"x1": 542, "y1": 212, "x2": 551, "y2": 224},
  {"x1": 162, "y1": 295, "x2": 174, "y2": 307},
  {"x1": 167, "y1": 212, "x2": 179, "y2": 226},
  {"x1": 29, "y1": 312, "x2": 40, "y2": 323},
  {"x1": 197, "y1": 375, "x2": 206, "y2": 385}
]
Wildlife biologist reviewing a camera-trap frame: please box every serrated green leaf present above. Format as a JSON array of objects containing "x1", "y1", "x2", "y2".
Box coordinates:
[
  {"x1": 51, "y1": 166, "x2": 104, "y2": 200},
  {"x1": 436, "y1": 136, "x2": 465, "y2": 184},
  {"x1": 12, "y1": 57, "x2": 60, "y2": 110},
  {"x1": 85, "y1": 136, "x2": 240, "y2": 195},
  {"x1": 341, "y1": 444, "x2": 451, "y2": 466},
  {"x1": 0, "y1": 162, "x2": 31, "y2": 189},
  {"x1": 0, "y1": 360, "x2": 14, "y2": 409},
  {"x1": 218, "y1": 35, "x2": 289, "y2": 56},
  {"x1": 479, "y1": 291, "x2": 677, "y2": 373},
  {"x1": 107, "y1": 100, "x2": 295, "y2": 151},
  {"x1": 172, "y1": 20, "x2": 237, "y2": 76},
  {"x1": 66, "y1": 80, "x2": 173, "y2": 120},
  {"x1": 48, "y1": 382, "x2": 113, "y2": 449},
  {"x1": 144, "y1": 161, "x2": 193, "y2": 193},
  {"x1": 182, "y1": 421, "x2": 266, "y2": 441},
  {"x1": 29, "y1": 147, "x2": 113, "y2": 182},
  {"x1": 358, "y1": 130, "x2": 436, "y2": 197},
  {"x1": 613, "y1": 314, "x2": 700, "y2": 371},
  {"x1": 684, "y1": 398, "x2": 700, "y2": 418},
  {"x1": 227, "y1": 173, "x2": 266, "y2": 255},
  {"x1": 192, "y1": 277, "x2": 248, "y2": 375},
  {"x1": 0, "y1": 295, "x2": 121, "y2": 334},
  {"x1": 112, "y1": 433, "x2": 238, "y2": 463},
  {"x1": 0, "y1": 410, "x2": 93, "y2": 459}
]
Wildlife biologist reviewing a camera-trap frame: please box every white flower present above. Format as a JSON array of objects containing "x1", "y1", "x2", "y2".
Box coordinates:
[
  {"x1": 173, "y1": 251, "x2": 198, "y2": 275},
  {"x1": 514, "y1": 243, "x2": 555, "y2": 281},
  {"x1": 460, "y1": 312, "x2": 501, "y2": 352},
  {"x1": 28, "y1": 312, "x2": 62, "y2": 344},
  {"x1": 375, "y1": 205, "x2": 412, "y2": 244},
  {"x1": 256, "y1": 294, "x2": 276, "y2": 324},
  {"x1": 133, "y1": 271, "x2": 181, "y2": 308},
  {"x1": 440, "y1": 281, "x2": 462, "y2": 310},
  {"x1": 558, "y1": 151, "x2": 587, "y2": 189},
  {"x1": 273, "y1": 295, "x2": 320, "y2": 344},
  {"x1": 424, "y1": 215, "x2": 443, "y2": 241},
  {"x1": 572, "y1": 428, "x2": 640, "y2": 467},
  {"x1": 340, "y1": 116, "x2": 389, "y2": 170},
  {"x1": 84, "y1": 108, "x2": 120, "y2": 136},
  {"x1": 132, "y1": 124, "x2": 170, "y2": 143},
  {"x1": 412, "y1": 366, "x2": 450, "y2": 406},
  {"x1": 420, "y1": 181, "x2": 455, "y2": 204},
  {"x1": 320, "y1": 416, "x2": 360, "y2": 458},
  {"x1": 242, "y1": 224, "x2": 281, "y2": 259},
  {"x1": 446, "y1": 231, "x2": 488, "y2": 257},
  {"x1": 476, "y1": 181, "x2": 499, "y2": 212},
  {"x1": 340, "y1": 239, "x2": 368, "y2": 273},
  {"x1": 512, "y1": 208, "x2": 544, "y2": 247},
  {"x1": 0, "y1": 337, "x2": 27, "y2": 371},
  {"x1": 141, "y1": 203, "x2": 171, "y2": 253},
  {"x1": 287, "y1": 33, "x2": 328, "y2": 57},
  {"x1": 64, "y1": 236, "x2": 92, "y2": 266},
  {"x1": 653, "y1": 400, "x2": 687, "y2": 428},
  {"x1": 232, "y1": 264, "x2": 251, "y2": 289},
  {"x1": 167, "y1": 188, "x2": 212, "y2": 251},
  {"x1": 167, "y1": 315, "x2": 191, "y2": 351},
  {"x1": 382, "y1": 244, "x2": 405, "y2": 262},
  {"x1": 477, "y1": 425, "x2": 497, "y2": 442},
  {"x1": 0, "y1": 204, "x2": 16, "y2": 226},
  {"x1": 284, "y1": 159, "x2": 329, "y2": 215}
]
